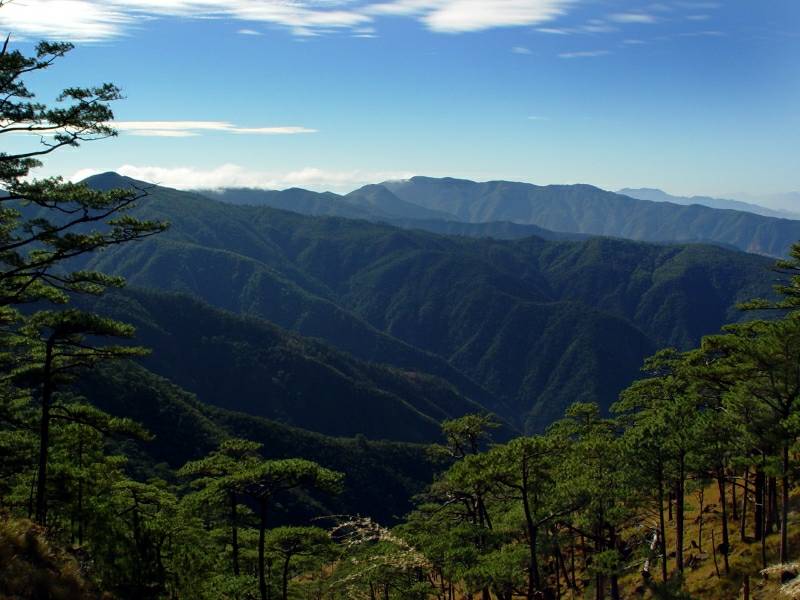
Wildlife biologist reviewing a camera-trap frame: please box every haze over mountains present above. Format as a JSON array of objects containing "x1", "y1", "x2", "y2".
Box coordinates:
[
  {"x1": 79, "y1": 172, "x2": 776, "y2": 437},
  {"x1": 620, "y1": 187, "x2": 800, "y2": 220},
  {"x1": 203, "y1": 176, "x2": 800, "y2": 258}
]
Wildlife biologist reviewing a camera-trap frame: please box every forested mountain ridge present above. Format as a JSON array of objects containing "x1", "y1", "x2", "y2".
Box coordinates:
[
  {"x1": 82, "y1": 173, "x2": 776, "y2": 430},
  {"x1": 380, "y1": 176, "x2": 800, "y2": 257},
  {"x1": 202, "y1": 174, "x2": 800, "y2": 257},
  {"x1": 201, "y1": 182, "x2": 587, "y2": 242},
  {"x1": 76, "y1": 361, "x2": 439, "y2": 524},
  {"x1": 79, "y1": 287, "x2": 500, "y2": 442}
]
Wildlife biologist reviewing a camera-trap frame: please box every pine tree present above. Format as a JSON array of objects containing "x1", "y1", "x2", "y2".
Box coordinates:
[
  {"x1": 232, "y1": 459, "x2": 342, "y2": 600},
  {"x1": 178, "y1": 438, "x2": 264, "y2": 577}
]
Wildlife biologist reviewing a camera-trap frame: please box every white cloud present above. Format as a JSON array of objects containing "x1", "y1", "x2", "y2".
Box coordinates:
[
  {"x1": 236, "y1": 28, "x2": 262, "y2": 35},
  {"x1": 111, "y1": 121, "x2": 317, "y2": 136},
  {"x1": 0, "y1": 0, "x2": 370, "y2": 41},
  {"x1": 70, "y1": 164, "x2": 416, "y2": 193},
  {"x1": 126, "y1": 129, "x2": 200, "y2": 137},
  {"x1": 512, "y1": 46, "x2": 532, "y2": 54},
  {"x1": 0, "y1": 0, "x2": 577, "y2": 40},
  {"x1": 582, "y1": 20, "x2": 617, "y2": 33},
  {"x1": 366, "y1": 0, "x2": 572, "y2": 33},
  {"x1": 558, "y1": 49, "x2": 610, "y2": 58},
  {"x1": 0, "y1": 1, "x2": 135, "y2": 42},
  {"x1": 609, "y1": 13, "x2": 657, "y2": 24}
]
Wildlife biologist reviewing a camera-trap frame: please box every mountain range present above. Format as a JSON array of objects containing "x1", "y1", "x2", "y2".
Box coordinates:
[
  {"x1": 202, "y1": 176, "x2": 800, "y2": 257},
  {"x1": 80, "y1": 172, "x2": 776, "y2": 434}
]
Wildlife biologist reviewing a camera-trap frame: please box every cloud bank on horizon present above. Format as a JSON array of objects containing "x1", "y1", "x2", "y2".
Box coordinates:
[
  {"x1": 70, "y1": 164, "x2": 416, "y2": 193},
  {"x1": 111, "y1": 121, "x2": 318, "y2": 137}
]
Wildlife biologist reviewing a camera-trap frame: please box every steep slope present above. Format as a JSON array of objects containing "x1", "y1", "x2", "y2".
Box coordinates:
[
  {"x1": 386, "y1": 218, "x2": 590, "y2": 241},
  {"x1": 381, "y1": 176, "x2": 800, "y2": 257},
  {"x1": 82, "y1": 174, "x2": 776, "y2": 430},
  {"x1": 344, "y1": 184, "x2": 453, "y2": 220},
  {"x1": 619, "y1": 187, "x2": 800, "y2": 220},
  {"x1": 81, "y1": 288, "x2": 496, "y2": 442},
  {"x1": 78, "y1": 361, "x2": 440, "y2": 523},
  {"x1": 82, "y1": 175, "x2": 501, "y2": 414}
]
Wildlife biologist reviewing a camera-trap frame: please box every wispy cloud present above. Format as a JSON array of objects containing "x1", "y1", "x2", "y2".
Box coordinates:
[
  {"x1": 536, "y1": 27, "x2": 570, "y2": 34},
  {"x1": 677, "y1": 30, "x2": 724, "y2": 37},
  {"x1": 111, "y1": 121, "x2": 318, "y2": 137},
  {"x1": 558, "y1": 49, "x2": 610, "y2": 59},
  {"x1": 0, "y1": 0, "x2": 577, "y2": 41},
  {"x1": 535, "y1": 18, "x2": 619, "y2": 36},
  {"x1": 70, "y1": 164, "x2": 415, "y2": 192},
  {"x1": 609, "y1": 13, "x2": 657, "y2": 24},
  {"x1": 512, "y1": 46, "x2": 532, "y2": 54},
  {"x1": 0, "y1": 0, "x2": 370, "y2": 41}
]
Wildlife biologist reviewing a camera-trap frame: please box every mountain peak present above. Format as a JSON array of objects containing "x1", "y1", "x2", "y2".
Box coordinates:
[{"x1": 81, "y1": 171, "x2": 156, "y2": 192}]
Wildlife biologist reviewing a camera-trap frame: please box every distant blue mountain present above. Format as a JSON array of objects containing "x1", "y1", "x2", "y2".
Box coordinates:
[{"x1": 619, "y1": 187, "x2": 800, "y2": 220}]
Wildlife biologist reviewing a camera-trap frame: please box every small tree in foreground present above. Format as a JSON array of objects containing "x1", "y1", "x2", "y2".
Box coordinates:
[{"x1": 232, "y1": 459, "x2": 343, "y2": 600}]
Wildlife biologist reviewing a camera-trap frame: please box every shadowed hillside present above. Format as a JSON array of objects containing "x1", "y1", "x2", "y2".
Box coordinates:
[{"x1": 80, "y1": 173, "x2": 776, "y2": 431}]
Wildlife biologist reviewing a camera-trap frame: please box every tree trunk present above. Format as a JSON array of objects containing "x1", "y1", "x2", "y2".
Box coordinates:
[
  {"x1": 770, "y1": 476, "x2": 780, "y2": 533},
  {"x1": 554, "y1": 551, "x2": 561, "y2": 600},
  {"x1": 557, "y1": 544, "x2": 572, "y2": 592},
  {"x1": 77, "y1": 435, "x2": 84, "y2": 545},
  {"x1": 781, "y1": 443, "x2": 790, "y2": 565},
  {"x1": 697, "y1": 488, "x2": 705, "y2": 552},
  {"x1": 676, "y1": 454, "x2": 686, "y2": 573},
  {"x1": 521, "y1": 483, "x2": 541, "y2": 598},
  {"x1": 731, "y1": 469, "x2": 738, "y2": 521},
  {"x1": 766, "y1": 477, "x2": 777, "y2": 534},
  {"x1": 34, "y1": 336, "x2": 55, "y2": 526},
  {"x1": 230, "y1": 491, "x2": 240, "y2": 576},
  {"x1": 761, "y1": 467, "x2": 768, "y2": 570},
  {"x1": 610, "y1": 575, "x2": 620, "y2": 600},
  {"x1": 659, "y1": 476, "x2": 669, "y2": 583},
  {"x1": 282, "y1": 554, "x2": 291, "y2": 600},
  {"x1": 717, "y1": 472, "x2": 730, "y2": 574},
  {"x1": 610, "y1": 525, "x2": 620, "y2": 600},
  {"x1": 595, "y1": 529, "x2": 605, "y2": 600},
  {"x1": 754, "y1": 469, "x2": 764, "y2": 542},
  {"x1": 740, "y1": 467, "x2": 750, "y2": 542},
  {"x1": 258, "y1": 499, "x2": 268, "y2": 600},
  {"x1": 711, "y1": 529, "x2": 720, "y2": 578}
]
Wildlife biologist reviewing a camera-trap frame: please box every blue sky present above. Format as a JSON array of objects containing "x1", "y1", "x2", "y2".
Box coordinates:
[{"x1": 2, "y1": 1, "x2": 798, "y2": 204}]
